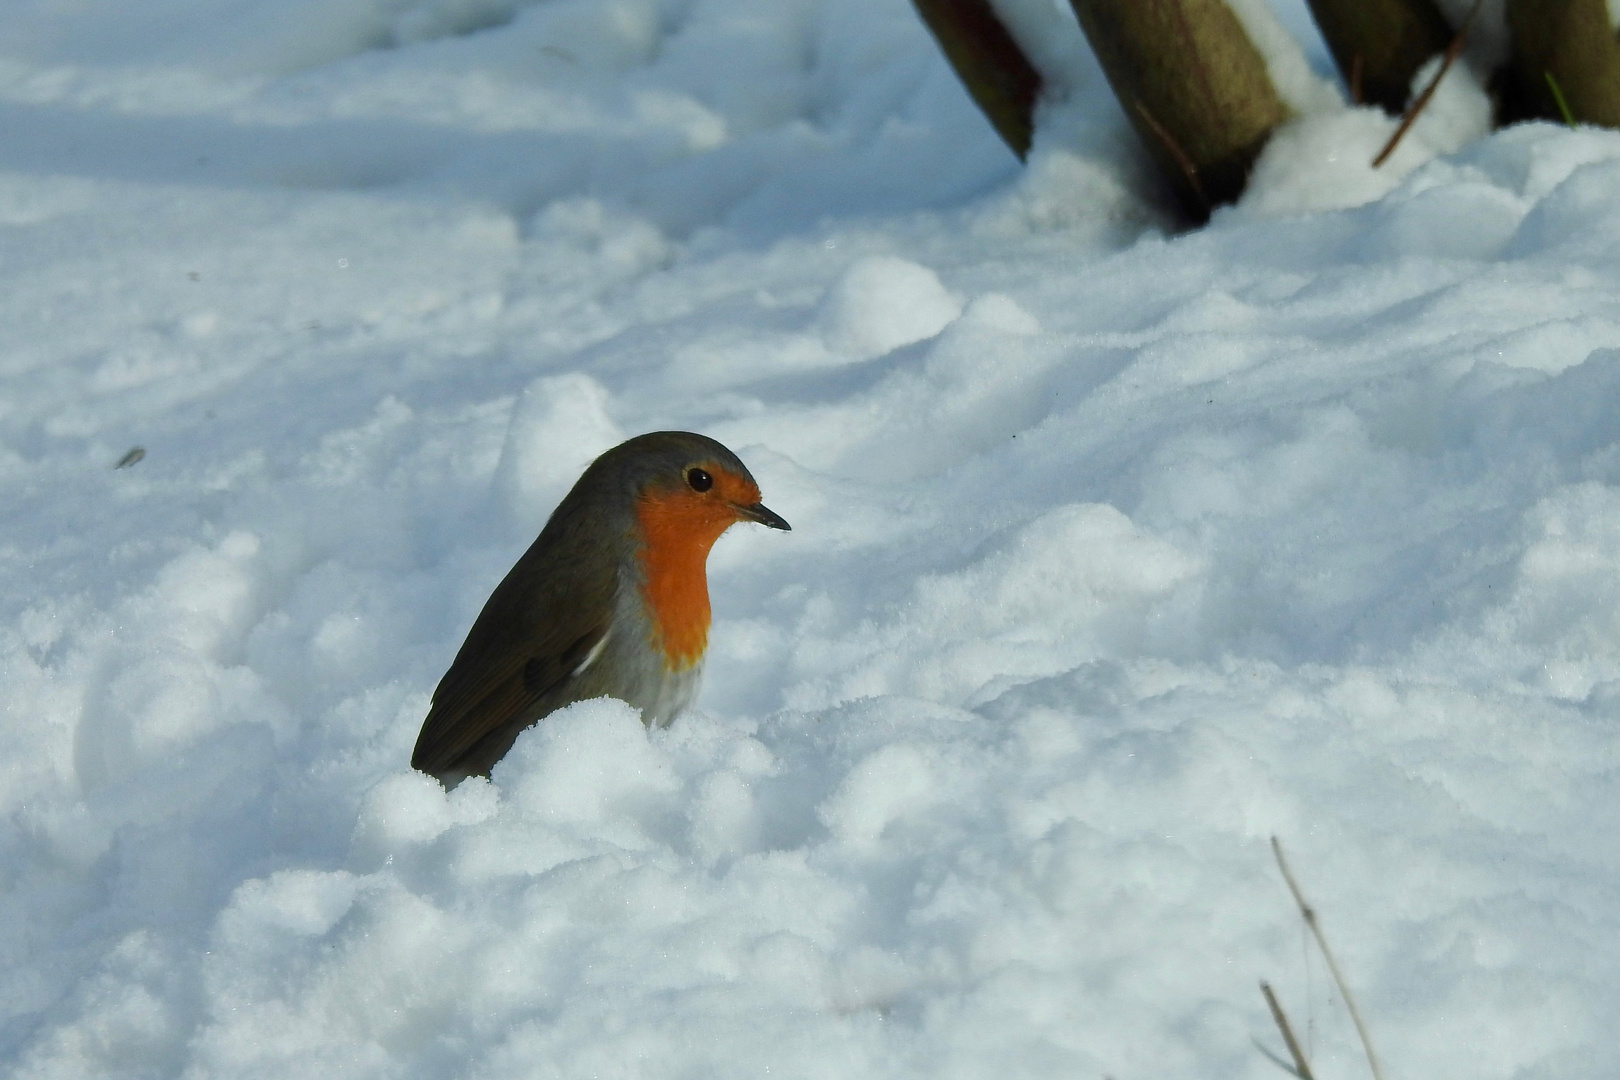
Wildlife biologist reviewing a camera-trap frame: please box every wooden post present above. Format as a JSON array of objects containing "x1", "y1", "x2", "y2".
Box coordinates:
[
  {"x1": 1302, "y1": 0, "x2": 1453, "y2": 113},
  {"x1": 1069, "y1": 0, "x2": 1290, "y2": 221},
  {"x1": 911, "y1": 0, "x2": 1043, "y2": 160},
  {"x1": 1505, "y1": 0, "x2": 1620, "y2": 127}
]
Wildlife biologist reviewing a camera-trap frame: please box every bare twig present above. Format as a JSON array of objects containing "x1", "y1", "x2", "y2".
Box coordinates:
[
  {"x1": 1350, "y1": 52, "x2": 1365, "y2": 105},
  {"x1": 1372, "y1": 0, "x2": 1484, "y2": 167},
  {"x1": 1133, "y1": 98, "x2": 1210, "y2": 214},
  {"x1": 1271, "y1": 837, "x2": 1386, "y2": 1080},
  {"x1": 1261, "y1": 981, "x2": 1316, "y2": 1080}
]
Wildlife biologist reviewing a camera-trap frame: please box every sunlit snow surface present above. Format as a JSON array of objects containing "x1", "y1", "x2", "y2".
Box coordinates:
[{"x1": 3, "y1": 1, "x2": 1620, "y2": 1077}]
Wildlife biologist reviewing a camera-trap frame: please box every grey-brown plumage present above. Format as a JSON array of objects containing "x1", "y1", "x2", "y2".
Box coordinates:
[{"x1": 412, "y1": 431, "x2": 789, "y2": 787}]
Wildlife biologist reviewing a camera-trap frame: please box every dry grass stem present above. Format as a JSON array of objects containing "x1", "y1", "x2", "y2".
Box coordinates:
[
  {"x1": 1270, "y1": 836, "x2": 1386, "y2": 1080},
  {"x1": 1260, "y1": 980, "x2": 1316, "y2": 1080}
]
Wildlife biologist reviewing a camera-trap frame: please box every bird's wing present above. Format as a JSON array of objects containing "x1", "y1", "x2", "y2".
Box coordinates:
[{"x1": 411, "y1": 553, "x2": 617, "y2": 780}]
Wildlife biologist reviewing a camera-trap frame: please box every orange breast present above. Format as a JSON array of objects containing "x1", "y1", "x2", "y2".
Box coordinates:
[{"x1": 633, "y1": 476, "x2": 758, "y2": 668}]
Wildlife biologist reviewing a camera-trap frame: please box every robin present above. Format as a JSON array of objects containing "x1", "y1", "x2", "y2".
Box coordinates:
[{"x1": 412, "y1": 430, "x2": 790, "y2": 787}]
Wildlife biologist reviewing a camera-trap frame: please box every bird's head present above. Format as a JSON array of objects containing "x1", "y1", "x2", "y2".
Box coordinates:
[{"x1": 594, "y1": 432, "x2": 790, "y2": 667}]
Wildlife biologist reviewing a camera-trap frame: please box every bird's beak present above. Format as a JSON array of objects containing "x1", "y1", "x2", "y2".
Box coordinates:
[{"x1": 735, "y1": 501, "x2": 791, "y2": 531}]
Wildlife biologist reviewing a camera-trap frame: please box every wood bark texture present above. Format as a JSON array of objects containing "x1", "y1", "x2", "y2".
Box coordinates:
[
  {"x1": 1302, "y1": 0, "x2": 1453, "y2": 112},
  {"x1": 1069, "y1": 0, "x2": 1289, "y2": 221},
  {"x1": 1506, "y1": 0, "x2": 1620, "y2": 127}
]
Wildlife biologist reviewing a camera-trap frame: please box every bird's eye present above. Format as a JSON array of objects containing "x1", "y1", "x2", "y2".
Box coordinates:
[{"x1": 686, "y1": 467, "x2": 714, "y2": 492}]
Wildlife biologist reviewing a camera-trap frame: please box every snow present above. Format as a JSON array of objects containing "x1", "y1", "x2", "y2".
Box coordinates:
[
  {"x1": 3, "y1": 0, "x2": 1620, "y2": 1078},
  {"x1": 818, "y1": 255, "x2": 962, "y2": 359}
]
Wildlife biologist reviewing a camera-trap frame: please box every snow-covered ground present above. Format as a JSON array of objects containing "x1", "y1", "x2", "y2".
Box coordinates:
[{"x1": 4, "y1": 0, "x2": 1620, "y2": 1076}]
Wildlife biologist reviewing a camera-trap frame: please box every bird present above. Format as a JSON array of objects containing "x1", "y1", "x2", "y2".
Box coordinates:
[{"x1": 411, "y1": 430, "x2": 790, "y2": 787}]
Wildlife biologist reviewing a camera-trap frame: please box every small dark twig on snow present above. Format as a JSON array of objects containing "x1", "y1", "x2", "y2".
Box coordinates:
[{"x1": 1373, "y1": 0, "x2": 1484, "y2": 167}]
